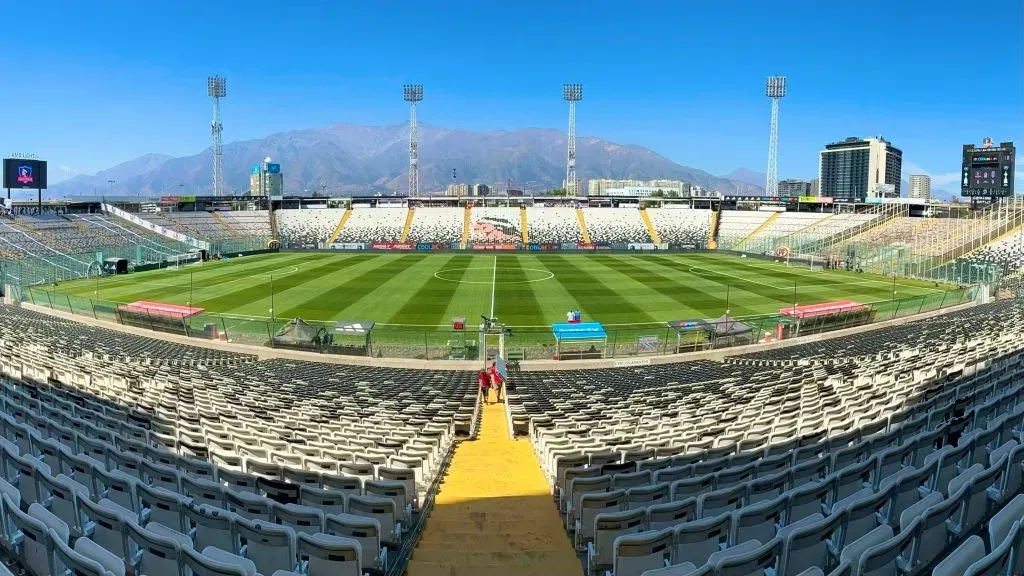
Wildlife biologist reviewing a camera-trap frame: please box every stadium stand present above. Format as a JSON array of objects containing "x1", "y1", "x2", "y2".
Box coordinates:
[
  {"x1": 741, "y1": 211, "x2": 829, "y2": 244},
  {"x1": 0, "y1": 303, "x2": 476, "y2": 576},
  {"x1": 218, "y1": 211, "x2": 273, "y2": 239},
  {"x1": 526, "y1": 207, "x2": 584, "y2": 244},
  {"x1": 140, "y1": 211, "x2": 271, "y2": 242},
  {"x1": 507, "y1": 298, "x2": 1024, "y2": 575},
  {"x1": 715, "y1": 211, "x2": 774, "y2": 248},
  {"x1": 788, "y1": 211, "x2": 880, "y2": 244},
  {"x1": 966, "y1": 230, "x2": 1024, "y2": 278},
  {"x1": 466, "y1": 207, "x2": 522, "y2": 245},
  {"x1": 276, "y1": 208, "x2": 347, "y2": 248},
  {"x1": 405, "y1": 207, "x2": 463, "y2": 244},
  {"x1": 335, "y1": 207, "x2": 407, "y2": 244},
  {"x1": 581, "y1": 208, "x2": 651, "y2": 244},
  {"x1": 646, "y1": 208, "x2": 710, "y2": 247}
]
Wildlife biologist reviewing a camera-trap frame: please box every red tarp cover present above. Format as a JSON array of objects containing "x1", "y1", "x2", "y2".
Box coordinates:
[
  {"x1": 118, "y1": 301, "x2": 204, "y2": 319},
  {"x1": 780, "y1": 300, "x2": 866, "y2": 319}
]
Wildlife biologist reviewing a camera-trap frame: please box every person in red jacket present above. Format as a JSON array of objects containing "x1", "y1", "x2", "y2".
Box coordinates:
[
  {"x1": 488, "y1": 362, "x2": 504, "y2": 402},
  {"x1": 478, "y1": 369, "x2": 490, "y2": 403}
]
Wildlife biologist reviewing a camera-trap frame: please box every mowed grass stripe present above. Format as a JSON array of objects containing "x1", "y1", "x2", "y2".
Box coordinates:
[
  {"x1": 389, "y1": 255, "x2": 475, "y2": 325},
  {"x1": 596, "y1": 255, "x2": 742, "y2": 317},
  {"x1": 199, "y1": 254, "x2": 379, "y2": 313},
  {"x1": 494, "y1": 255, "x2": 546, "y2": 326},
  {"x1": 634, "y1": 254, "x2": 789, "y2": 315},
  {"x1": 544, "y1": 255, "x2": 655, "y2": 324},
  {"x1": 278, "y1": 254, "x2": 424, "y2": 320},
  {"x1": 83, "y1": 253, "x2": 326, "y2": 304}
]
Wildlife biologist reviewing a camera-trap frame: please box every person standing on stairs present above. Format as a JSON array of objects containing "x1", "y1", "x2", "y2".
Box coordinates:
[
  {"x1": 478, "y1": 369, "x2": 491, "y2": 403},
  {"x1": 488, "y1": 362, "x2": 504, "y2": 402}
]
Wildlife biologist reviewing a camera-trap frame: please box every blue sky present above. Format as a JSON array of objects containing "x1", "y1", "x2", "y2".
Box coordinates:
[{"x1": 1, "y1": 0, "x2": 1021, "y2": 190}]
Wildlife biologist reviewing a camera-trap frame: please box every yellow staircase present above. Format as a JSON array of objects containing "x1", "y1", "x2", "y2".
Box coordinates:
[
  {"x1": 575, "y1": 207, "x2": 591, "y2": 244},
  {"x1": 210, "y1": 211, "x2": 242, "y2": 239},
  {"x1": 406, "y1": 401, "x2": 580, "y2": 576},
  {"x1": 639, "y1": 208, "x2": 661, "y2": 243},
  {"x1": 737, "y1": 211, "x2": 780, "y2": 248},
  {"x1": 707, "y1": 208, "x2": 720, "y2": 249},
  {"x1": 520, "y1": 207, "x2": 529, "y2": 244},
  {"x1": 400, "y1": 208, "x2": 416, "y2": 243},
  {"x1": 326, "y1": 208, "x2": 352, "y2": 246},
  {"x1": 461, "y1": 205, "x2": 472, "y2": 245}
]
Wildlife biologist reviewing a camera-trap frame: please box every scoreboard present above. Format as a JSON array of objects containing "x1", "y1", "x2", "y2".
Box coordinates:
[{"x1": 961, "y1": 141, "x2": 1015, "y2": 197}]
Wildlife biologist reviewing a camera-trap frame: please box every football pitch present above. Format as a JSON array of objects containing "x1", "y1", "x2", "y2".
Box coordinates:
[{"x1": 47, "y1": 251, "x2": 955, "y2": 329}]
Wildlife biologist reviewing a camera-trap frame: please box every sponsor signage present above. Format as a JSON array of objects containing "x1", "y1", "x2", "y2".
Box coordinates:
[
  {"x1": 576, "y1": 243, "x2": 595, "y2": 250},
  {"x1": 329, "y1": 243, "x2": 366, "y2": 250},
  {"x1": 159, "y1": 196, "x2": 178, "y2": 205},
  {"x1": 470, "y1": 243, "x2": 516, "y2": 250},
  {"x1": 628, "y1": 243, "x2": 657, "y2": 251},
  {"x1": 417, "y1": 243, "x2": 433, "y2": 251},
  {"x1": 265, "y1": 163, "x2": 281, "y2": 174},
  {"x1": 370, "y1": 242, "x2": 413, "y2": 250},
  {"x1": 560, "y1": 243, "x2": 577, "y2": 250}
]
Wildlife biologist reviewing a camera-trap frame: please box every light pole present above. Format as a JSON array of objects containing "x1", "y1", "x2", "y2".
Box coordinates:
[
  {"x1": 725, "y1": 283, "x2": 731, "y2": 317},
  {"x1": 107, "y1": 179, "x2": 115, "y2": 197}
]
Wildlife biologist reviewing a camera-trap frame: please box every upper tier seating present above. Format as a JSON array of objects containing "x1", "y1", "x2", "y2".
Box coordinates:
[
  {"x1": 276, "y1": 209, "x2": 346, "y2": 248},
  {"x1": 0, "y1": 304, "x2": 477, "y2": 576},
  {"x1": 335, "y1": 208, "x2": 406, "y2": 244},
  {"x1": 406, "y1": 208, "x2": 462, "y2": 244},
  {"x1": 646, "y1": 208, "x2": 710, "y2": 247},
  {"x1": 791, "y1": 212, "x2": 880, "y2": 244},
  {"x1": 67, "y1": 214, "x2": 191, "y2": 256},
  {"x1": 581, "y1": 208, "x2": 651, "y2": 243},
  {"x1": 507, "y1": 299, "x2": 1024, "y2": 575},
  {"x1": 467, "y1": 207, "x2": 522, "y2": 244},
  {"x1": 525, "y1": 207, "x2": 583, "y2": 244}
]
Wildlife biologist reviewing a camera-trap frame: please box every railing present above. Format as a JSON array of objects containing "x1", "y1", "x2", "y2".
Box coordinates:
[{"x1": 24, "y1": 284, "x2": 977, "y2": 362}]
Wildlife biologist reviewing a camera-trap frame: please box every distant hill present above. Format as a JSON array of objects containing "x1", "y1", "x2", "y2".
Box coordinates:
[
  {"x1": 723, "y1": 168, "x2": 766, "y2": 188},
  {"x1": 50, "y1": 124, "x2": 764, "y2": 197}
]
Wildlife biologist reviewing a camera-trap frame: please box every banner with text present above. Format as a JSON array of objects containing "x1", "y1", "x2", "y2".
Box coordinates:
[{"x1": 102, "y1": 204, "x2": 210, "y2": 251}]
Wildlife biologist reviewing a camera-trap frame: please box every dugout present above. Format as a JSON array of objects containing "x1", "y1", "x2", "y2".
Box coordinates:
[
  {"x1": 668, "y1": 314, "x2": 753, "y2": 352},
  {"x1": 271, "y1": 318, "x2": 325, "y2": 351},
  {"x1": 102, "y1": 258, "x2": 128, "y2": 275},
  {"x1": 551, "y1": 322, "x2": 607, "y2": 360},
  {"x1": 323, "y1": 321, "x2": 375, "y2": 356}
]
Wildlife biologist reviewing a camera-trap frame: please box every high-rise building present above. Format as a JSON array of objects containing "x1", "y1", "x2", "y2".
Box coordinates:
[
  {"x1": 472, "y1": 184, "x2": 490, "y2": 197},
  {"x1": 818, "y1": 137, "x2": 902, "y2": 202},
  {"x1": 446, "y1": 183, "x2": 470, "y2": 197},
  {"x1": 250, "y1": 161, "x2": 283, "y2": 197},
  {"x1": 778, "y1": 179, "x2": 812, "y2": 197},
  {"x1": 909, "y1": 175, "x2": 931, "y2": 200},
  {"x1": 810, "y1": 178, "x2": 820, "y2": 197}
]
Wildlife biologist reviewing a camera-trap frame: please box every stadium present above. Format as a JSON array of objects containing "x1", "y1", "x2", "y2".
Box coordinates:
[{"x1": 0, "y1": 192, "x2": 1022, "y2": 576}]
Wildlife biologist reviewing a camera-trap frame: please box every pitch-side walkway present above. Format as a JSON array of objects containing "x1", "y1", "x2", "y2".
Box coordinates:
[{"x1": 406, "y1": 400, "x2": 581, "y2": 576}]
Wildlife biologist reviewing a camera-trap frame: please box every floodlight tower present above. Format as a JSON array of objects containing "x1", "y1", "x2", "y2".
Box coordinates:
[
  {"x1": 207, "y1": 75, "x2": 227, "y2": 197},
  {"x1": 563, "y1": 83, "x2": 582, "y2": 196},
  {"x1": 765, "y1": 76, "x2": 786, "y2": 198},
  {"x1": 403, "y1": 84, "x2": 423, "y2": 197}
]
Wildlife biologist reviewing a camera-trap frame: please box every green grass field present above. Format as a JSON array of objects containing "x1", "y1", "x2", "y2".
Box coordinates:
[{"x1": 45, "y1": 251, "x2": 955, "y2": 328}]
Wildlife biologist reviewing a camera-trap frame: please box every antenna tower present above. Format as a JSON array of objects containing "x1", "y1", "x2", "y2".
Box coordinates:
[
  {"x1": 403, "y1": 84, "x2": 423, "y2": 197},
  {"x1": 207, "y1": 76, "x2": 227, "y2": 196},
  {"x1": 765, "y1": 76, "x2": 786, "y2": 198},
  {"x1": 562, "y1": 84, "x2": 582, "y2": 196}
]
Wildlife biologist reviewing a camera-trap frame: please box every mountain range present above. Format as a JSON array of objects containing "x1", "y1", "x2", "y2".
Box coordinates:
[{"x1": 50, "y1": 123, "x2": 766, "y2": 197}]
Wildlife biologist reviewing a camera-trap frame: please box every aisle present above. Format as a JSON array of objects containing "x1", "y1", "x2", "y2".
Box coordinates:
[{"x1": 406, "y1": 399, "x2": 581, "y2": 576}]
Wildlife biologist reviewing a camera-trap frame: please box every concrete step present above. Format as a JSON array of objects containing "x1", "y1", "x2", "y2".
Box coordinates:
[
  {"x1": 404, "y1": 561, "x2": 583, "y2": 576},
  {"x1": 414, "y1": 538, "x2": 571, "y2": 552},
  {"x1": 411, "y1": 548, "x2": 579, "y2": 564}
]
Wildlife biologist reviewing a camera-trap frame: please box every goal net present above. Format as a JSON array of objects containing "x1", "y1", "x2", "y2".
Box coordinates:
[{"x1": 169, "y1": 251, "x2": 203, "y2": 271}]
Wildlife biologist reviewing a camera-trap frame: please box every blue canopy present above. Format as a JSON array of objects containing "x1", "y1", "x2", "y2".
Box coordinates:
[{"x1": 551, "y1": 322, "x2": 608, "y2": 341}]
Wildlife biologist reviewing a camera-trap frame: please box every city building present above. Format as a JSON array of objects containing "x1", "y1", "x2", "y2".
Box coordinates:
[
  {"x1": 818, "y1": 136, "x2": 902, "y2": 202},
  {"x1": 909, "y1": 175, "x2": 931, "y2": 200},
  {"x1": 471, "y1": 184, "x2": 490, "y2": 197},
  {"x1": 777, "y1": 179, "x2": 812, "y2": 197},
  {"x1": 588, "y1": 178, "x2": 686, "y2": 197},
  {"x1": 446, "y1": 183, "x2": 470, "y2": 197},
  {"x1": 810, "y1": 178, "x2": 820, "y2": 197},
  {"x1": 250, "y1": 160, "x2": 283, "y2": 197}
]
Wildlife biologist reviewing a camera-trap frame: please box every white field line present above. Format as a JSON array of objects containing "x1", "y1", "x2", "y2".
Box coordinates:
[
  {"x1": 490, "y1": 256, "x2": 497, "y2": 318},
  {"x1": 721, "y1": 256, "x2": 947, "y2": 292}
]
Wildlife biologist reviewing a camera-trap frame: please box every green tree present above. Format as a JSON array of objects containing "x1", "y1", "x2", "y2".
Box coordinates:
[
  {"x1": 545, "y1": 188, "x2": 568, "y2": 196},
  {"x1": 650, "y1": 189, "x2": 666, "y2": 198}
]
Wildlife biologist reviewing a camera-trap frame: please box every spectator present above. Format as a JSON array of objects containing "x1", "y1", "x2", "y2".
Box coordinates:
[{"x1": 478, "y1": 369, "x2": 490, "y2": 403}]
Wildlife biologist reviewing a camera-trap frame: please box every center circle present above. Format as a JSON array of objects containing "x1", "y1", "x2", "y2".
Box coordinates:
[{"x1": 434, "y1": 266, "x2": 555, "y2": 284}]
